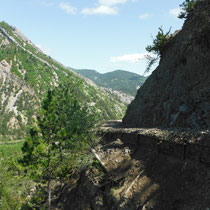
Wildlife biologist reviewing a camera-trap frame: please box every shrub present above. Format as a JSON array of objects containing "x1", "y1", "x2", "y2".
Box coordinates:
[
  {"x1": 146, "y1": 27, "x2": 172, "y2": 56},
  {"x1": 178, "y1": 0, "x2": 197, "y2": 19},
  {"x1": 145, "y1": 27, "x2": 172, "y2": 73}
]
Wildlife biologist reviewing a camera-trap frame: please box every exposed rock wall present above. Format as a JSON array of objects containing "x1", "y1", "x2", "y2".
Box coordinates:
[
  {"x1": 99, "y1": 121, "x2": 210, "y2": 164},
  {"x1": 123, "y1": 0, "x2": 210, "y2": 129}
]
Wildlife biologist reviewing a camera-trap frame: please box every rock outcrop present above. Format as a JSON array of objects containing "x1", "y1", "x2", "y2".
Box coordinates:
[{"x1": 123, "y1": 0, "x2": 210, "y2": 129}]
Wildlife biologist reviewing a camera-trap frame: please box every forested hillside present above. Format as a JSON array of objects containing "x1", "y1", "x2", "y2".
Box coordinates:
[
  {"x1": 73, "y1": 69, "x2": 147, "y2": 96},
  {"x1": 0, "y1": 21, "x2": 126, "y2": 140}
]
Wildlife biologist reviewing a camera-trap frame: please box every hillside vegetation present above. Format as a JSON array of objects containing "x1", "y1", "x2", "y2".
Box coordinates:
[
  {"x1": 0, "y1": 141, "x2": 32, "y2": 209},
  {"x1": 73, "y1": 69, "x2": 147, "y2": 96},
  {"x1": 0, "y1": 21, "x2": 126, "y2": 140}
]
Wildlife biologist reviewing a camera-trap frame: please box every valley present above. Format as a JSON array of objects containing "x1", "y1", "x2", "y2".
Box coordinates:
[{"x1": 0, "y1": 0, "x2": 210, "y2": 209}]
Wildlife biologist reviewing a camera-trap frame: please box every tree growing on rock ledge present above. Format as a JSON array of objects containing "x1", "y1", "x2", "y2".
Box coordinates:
[
  {"x1": 178, "y1": 0, "x2": 197, "y2": 19},
  {"x1": 145, "y1": 27, "x2": 172, "y2": 73},
  {"x1": 144, "y1": 0, "x2": 198, "y2": 74}
]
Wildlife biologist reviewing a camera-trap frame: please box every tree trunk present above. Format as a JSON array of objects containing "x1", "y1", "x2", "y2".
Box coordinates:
[
  {"x1": 48, "y1": 177, "x2": 51, "y2": 210},
  {"x1": 47, "y1": 134, "x2": 52, "y2": 210}
]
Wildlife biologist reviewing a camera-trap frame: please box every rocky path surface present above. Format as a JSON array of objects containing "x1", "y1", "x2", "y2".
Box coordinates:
[{"x1": 55, "y1": 121, "x2": 210, "y2": 210}]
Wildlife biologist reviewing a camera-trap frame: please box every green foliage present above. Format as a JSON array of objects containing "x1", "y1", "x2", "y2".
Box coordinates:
[
  {"x1": 0, "y1": 142, "x2": 33, "y2": 209},
  {"x1": 144, "y1": 54, "x2": 159, "y2": 74},
  {"x1": 145, "y1": 27, "x2": 172, "y2": 73},
  {"x1": 20, "y1": 82, "x2": 96, "y2": 208},
  {"x1": 178, "y1": 0, "x2": 196, "y2": 19},
  {"x1": 146, "y1": 27, "x2": 172, "y2": 56},
  {"x1": 0, "y1": 21, "x2": 13, "y2": 36},
  {"x1": 73, "y1": 69, "x2": 147, "y2": 96},
  {"x1": 0, "y1": 21, "x2": 126, "y2": 140}
]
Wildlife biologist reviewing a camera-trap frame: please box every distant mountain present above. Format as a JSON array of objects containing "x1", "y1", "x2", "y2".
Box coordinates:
[
  {"x1": 72, "y1": 69, "x2": 147, "y2": 96},
  {"x1": 0, "y1": 21, "x2": 126, "y2": 140}
]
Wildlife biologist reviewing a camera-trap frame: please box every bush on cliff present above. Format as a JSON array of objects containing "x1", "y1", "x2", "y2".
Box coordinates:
[
  {"x1": 145, "y1": 27, "x2": 172, "y2": 73},
  {"x1": 178, "y1": 0, "x2": 196, "y2": 19}
]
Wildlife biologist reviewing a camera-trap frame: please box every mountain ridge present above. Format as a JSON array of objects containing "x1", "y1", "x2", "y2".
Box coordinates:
[
  {"x1": 72, "y1": 68, "x2": 147, "y2": 96},
  {"x1": 0, "y1": 21, "x2": 126, "y2": 140}
]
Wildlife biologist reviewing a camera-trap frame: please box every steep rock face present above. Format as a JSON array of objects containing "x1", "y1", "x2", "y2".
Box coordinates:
[{"x1": 123, "y1": 0, "x2": 210, "y2": 129}]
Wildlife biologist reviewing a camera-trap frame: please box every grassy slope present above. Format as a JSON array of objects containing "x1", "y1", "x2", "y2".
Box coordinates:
[{"x1": 0, "y1": 141, "x2": 33, "y2": 209}]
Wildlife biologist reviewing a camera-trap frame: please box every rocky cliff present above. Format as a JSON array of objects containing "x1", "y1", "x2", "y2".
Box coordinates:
[
  {"x1": 123, "y1": 0, "x2": 210, "y2": 129},
  {"x1": 53, "y1": 2, "x2": 210, "y2": 209}
]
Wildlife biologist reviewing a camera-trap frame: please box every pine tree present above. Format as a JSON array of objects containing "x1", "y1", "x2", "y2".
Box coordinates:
[
  {"x1": 145, "y1": 27, "x2": 172, "y2": 74},
  {"x1": 20, "y1": 81, "x2": 96, "y2": 209},
  {"x1": 178, "y1": 0, "x2": 196, "y2": 19}
]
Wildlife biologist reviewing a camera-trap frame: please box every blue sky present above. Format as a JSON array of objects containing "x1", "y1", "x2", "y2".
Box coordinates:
[{"x1": 0, "y1": 0, "x2": 185, "y2": 75}]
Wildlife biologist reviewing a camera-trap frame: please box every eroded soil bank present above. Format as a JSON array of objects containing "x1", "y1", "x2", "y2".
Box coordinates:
[{"x1": 55, "y1": 121, "x2": 210, "y2": 210}]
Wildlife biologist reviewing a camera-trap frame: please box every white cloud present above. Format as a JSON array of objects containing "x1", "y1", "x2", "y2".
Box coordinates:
[
  {"x1": 81, "y1": 5, "x2": 118, "y2": 15},
  {"x1": 139, "y1": 13, "x2": 151, "y2": 19},
  {"x1": 81, "y1": 0, "x2": 135, "y2": 15},
  {"x1": 98, "y1": 0, "x2": 127, "y2": 6},
  {"x1": 36, "y1": 44, "x2": 53, "y2": 56},
  {"x1": 110, "y1": 52, "x2": 150, "y2": 64},
  {"x1": 169, "y1": 8, "x2": 181, "y2": 17},
  {"x1": 59, "y1": 2, "x2": 77, "y2": 15}
]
